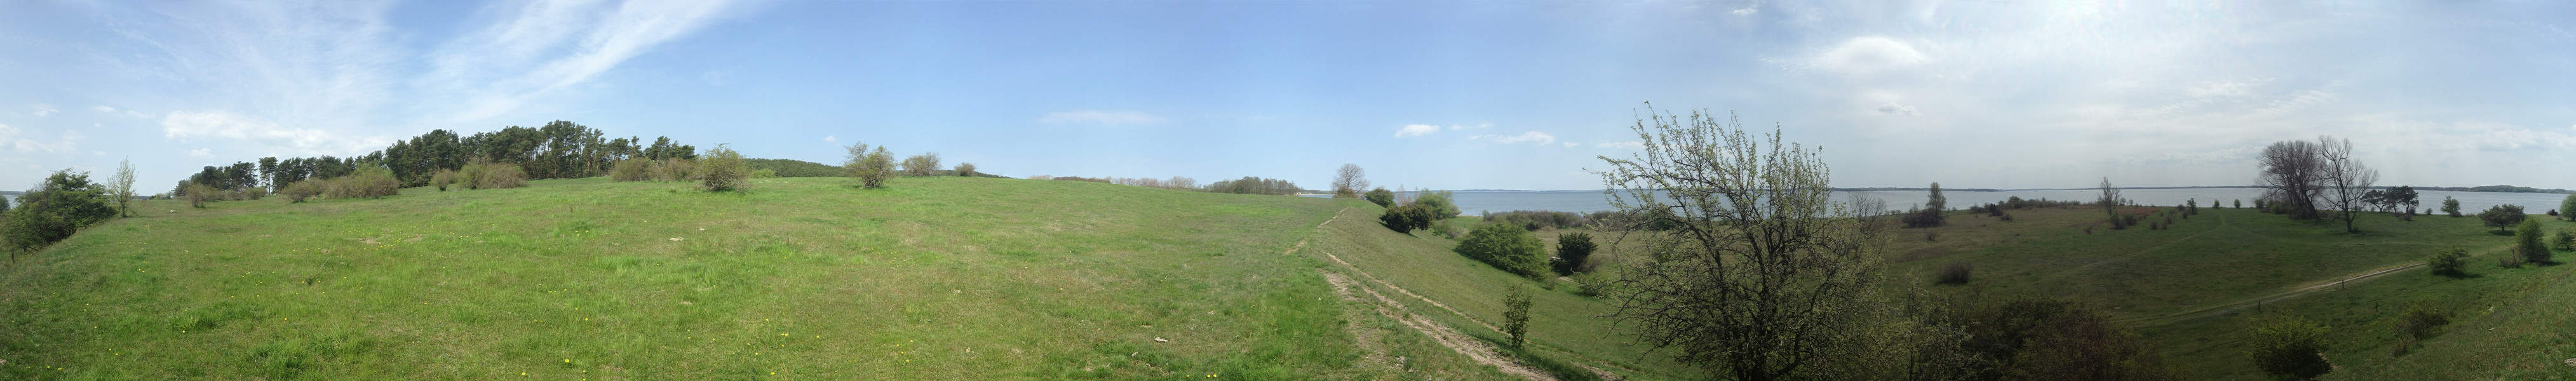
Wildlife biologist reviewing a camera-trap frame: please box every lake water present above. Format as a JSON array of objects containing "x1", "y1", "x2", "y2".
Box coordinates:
[{"x1": 1307, "y1": 188, "x2": 2574, "y2": 216}]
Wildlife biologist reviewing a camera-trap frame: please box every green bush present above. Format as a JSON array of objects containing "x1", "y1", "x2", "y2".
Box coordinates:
[
  {"x1": 2395, "y1": 304, "x2": 2448, "y2": 340},
  {"x1": 324, "y1": 166, "x2": 400, "y2": 199},
  {"x1": 282, "y1": 179, "x2": 325, "y2": 203},
  {"x1": 464, "y1": 161, "x2": 527, "y2": 190},
  {"x1": 1363, "y1": 187, "x2": 1394, "y2": 207},
  {"x1": 1379, "y1": 205, "x2": 1419, "y2": 233},
  {"x1": 698, "y1": 144, "x2": 752, "y2": 192},
  {"x1": 1936, "y1": 262, "x2": 1973, "y2": 284},
  {"x1": 1502, "y1": 284, "x2": 1534, "y2": 349},
  {"x1": 609, "y1": 158, "x2": 653, "y2": 182},
  {"x1": 844, "y1": 144, "x2": 896, "y2": 189},
  {"x1": 901, "y1": 152, "x2": 942, "y2": 177},
  {"x1": 3, "y1": 170, "x2": 118, "y2": 253},
  {"x1": 184, "y1": 183, "x2": 218, "y2": 208},
  {"x1": 2516, "y1": 218, "x2": 2549, "y2": 264},
  {"x1": 953, "y1": 163, "x2": 977, "y2": 177},
  {"x1": 652, "y1": 158, "x2": 696, "y2": 182},
  {"x1": 1456, "y1": 223, "x2": 1548, "y2": 278},
  {"x1": 429, "y1": 169, "x2": 459, "y2": 190},
  {"x1": 2247, "y1": 315, "x2": 2332, "y2": 381},
  {"x1": 1415, "y1": 190, "x2": 1460, "y2": 218},
  {"x1": 1553, "y1": 232, "x2": 1595, "y2": 276},
  {"x1": 2426, "y1": 249, "x2": 2469, "y2": 277},
  {"x1": 1959, "y1": 299, "x2": 2174, "y2": 380},
  {"x1": 2555, "y1": 229, "x2": 2575, "y2": 251}
]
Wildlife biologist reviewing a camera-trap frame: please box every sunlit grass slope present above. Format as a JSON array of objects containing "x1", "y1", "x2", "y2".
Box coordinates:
[
  {"x1": 0, "y1": 176, "x2": 1499, "y2": 380},
  {"x1": 1880, "y1": 206, "x2": 2576, "y2": 380}
]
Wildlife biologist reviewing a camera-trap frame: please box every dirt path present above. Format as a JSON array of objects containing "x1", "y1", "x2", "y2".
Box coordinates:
[
  {"x1": 1323, "y1": 271, "x2": 1560, "y2": 381},
  {"x1": 2117, "y1": 261, "x2": 2426, "y2": 326}
]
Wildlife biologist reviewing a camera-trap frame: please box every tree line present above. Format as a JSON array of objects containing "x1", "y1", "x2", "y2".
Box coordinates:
[{"x1": 173, "y1": 121, "x2": 695, "y2": 197}]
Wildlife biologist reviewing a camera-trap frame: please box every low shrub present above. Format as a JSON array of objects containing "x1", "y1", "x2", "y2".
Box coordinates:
[
  {"x1": 844, "y1": 144, "x2": 895, "y2": 189},
  {"x1": 323, "y1": 166, "x2": 400, "y2": 199},
  {"x1": 2555, "y1": 229, "x2": 2575, "y2": 251},
  {"x1": 430, "y1": 169, "x2": 459, "y2": 190},
  {"x1": 463, "y1": 161, "x2": 528, "y2": 190},
  {"x1": 2427, "y1": 249, "x2": 2469, "y2": 276},
  {"x1": 1487, "y1": 210, "x2": 1588, "y2": 231},
  {"x1": 1363, "y1": 188, "x2": 1395, "y2": 207},
  {"x1": 901, "y1": 152, "x2": 942, "y2": 177},
  {"x1": 2248, "y1": 315, "x2": 2333, "y2": 381},
  {"x1": 1957, "y1": 298, "x2": 2173, "y2": 380},
  {"x1": 3, "y1": 170, "x2": 118, "y2": 253},
  {"x1": 653, "y1": 158, "x2": 696, "y2": 182},
  {"x1": 698, "y1": 144, "x2": 752, "y2": 192},
  {"x1": 1553, "y1": 232, "x2": 1595, "y2": 276},
  {"x1": 609, "y1": 158, "x2": 653, "y2": 182},
  {"x1": 1456, "y1": 223, "x2": 1549, "y2": 279},
  {"x1": 954, "y1": 163, "x2": 977, "y2": 177},
  {"x1": 1414, "y1": 190, "x2": 1460, "y2": 218},
  {"x1": 1501, "y1": 284, "x2": 1534, "y2": 349},
  {"x1": 2395, "y1": 304, "x2": 2448, "y2": 340},
  {"x1": 1379, "y1": 204, "x2": 1435, "y2": 234},
  {"x1": 2516, "y1": 218, "x2": 2550, "y2": 264},
  {"x1": 1936, "y1": 262, "x2": 1972, "y2": 284},
  {"x1": 185, "y1": 183, "x2": 218, "y2": 208},
  {"x1": 1901, "y1": 208, "x2": 1944, "y2": 228},
  {"x1": 282, "y1": 179, "x2": 324, "y2": 203}
]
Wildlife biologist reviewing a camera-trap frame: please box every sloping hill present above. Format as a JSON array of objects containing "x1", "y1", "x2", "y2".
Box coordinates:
[{"x1": 0, "y1": 177, "x2": 1514, "y2": 380}]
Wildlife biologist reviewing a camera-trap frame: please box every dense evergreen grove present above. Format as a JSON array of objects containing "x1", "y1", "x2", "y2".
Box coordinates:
[{"x1": 173, "y1": 121, "x2": 696, "y2": 198}]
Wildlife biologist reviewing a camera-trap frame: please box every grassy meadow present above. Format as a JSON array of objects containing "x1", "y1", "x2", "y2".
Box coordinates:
[
  {"x1": 8, "y1": 173, "x2": 2574, "y2": 380},
  {"x1": 0, "y1": 176, "x2": 1530, "y2": 380}
]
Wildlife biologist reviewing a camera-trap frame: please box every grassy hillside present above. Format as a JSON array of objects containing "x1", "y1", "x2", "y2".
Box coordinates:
[
  {"x1": 0, "y1": 177, "x2": 1520, "y2": 380},
  {"x1": 1876, "y1": 206, "x2": 2576, "y2": 380}
]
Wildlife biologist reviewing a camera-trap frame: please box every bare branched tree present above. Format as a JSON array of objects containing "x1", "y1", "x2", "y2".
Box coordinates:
[
  {"x1": 2256, "y1": 140, "x2": 2326, "y2": 219},
  {"x1": 1595, "y1": 105, "x2": 1933, "y2": 381},
  {"x1": 1332, "y1": 164, "x2": 1368, "y2": 198},
  {"x1": 2317, "y1": 136, "x2": 2377, "y2": 232}
]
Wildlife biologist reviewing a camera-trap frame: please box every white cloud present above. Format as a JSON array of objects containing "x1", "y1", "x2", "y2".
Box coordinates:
[
  {"x1": 1395, "y1": 124, "x2": 1441, "y2": 137},
  {"x1": 1730, "y1": 3, "x2": 1759, "y2": 15},
  {"x1": 29, "y1": 105, "x2": 56, "y2": 117},
  {"x1": 161, "y1": 110, "x2": 384, "y2": 154},
  {"x1": 1596, "y1": 141, "x2": 1646, "y2": 149},
  {"x1": 1562, "y1": 142, "x2": 1579, "y2": 147},
  {"x1": 1875, "y1": 102, "x2": 1919, "y2": 115},
  {"x1": 0, "y1": 123, "x2": 77, "y2": 154},
  {"x1": 1809, "y1": 36, "x2": 1929, "y2": 77},
  {"x1": 91, "y1": 105, "x2": 117, "y2": 112},
  {"x1": 823, "y1": 135, "x2": 837, "y2": 144},
  {"x1": 1037, "y1": 110, "x2": 1168, "y2": 126},
  {"x1": 187, "y1": 148, "x2": 213, "y2": 157},
  {"x1": 1471, "y1": 131, "x2": 1557, "y2": 145},
  {"x1": 432, "y1": 0, "x2": 753, "y2": 122}
]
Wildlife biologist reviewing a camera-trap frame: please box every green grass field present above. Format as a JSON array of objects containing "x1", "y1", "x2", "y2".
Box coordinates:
[
  {"x1": 1878, "y1": 206, "x2": 2576, "y2": 380},
  {"x1": 0, "y1": 177, "x2": 1546, "y2": 380},
  {"x1": 9, "y1": 175, "x2": 2572, "y2": 380}
]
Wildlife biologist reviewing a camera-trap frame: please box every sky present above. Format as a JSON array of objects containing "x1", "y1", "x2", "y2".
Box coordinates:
[{"x1": 2, "y1": 1, "x2": 2573, "y2": 192}]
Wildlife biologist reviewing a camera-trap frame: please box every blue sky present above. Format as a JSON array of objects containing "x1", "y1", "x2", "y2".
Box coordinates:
[{"x1": 3, "y1": 1, "x2": 2573, "y2": 192}]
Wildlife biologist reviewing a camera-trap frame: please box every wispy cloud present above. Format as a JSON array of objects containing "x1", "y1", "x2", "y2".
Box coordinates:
[
  {"x1": 1470, "y1": 131, "x2": 1557, "y2": 145},
  {"x1": 823, "y1": 135, "x2": 837, "y2": 144},
  {"x1": 29, "y1": 105, "x2": 56, "y2": 117},
  {"x1": 161, "y1": 110, "x2": 385, "y2": 155},
  {"x1": 1394, "y1": 124, "x2": 1440, "y2": 138},
  {"x1": 106, "y1": 0, "x2": 748, "y2": 156},
  {"x1": 187, "y1": 148, "x2": 212, "y2": 157},
  {"x1": 1037, "y1": 110, "x2": 1168, "y2": 126},
  {"x1": 0, "y1": 124, "x2": 77, "y2": 154}
]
